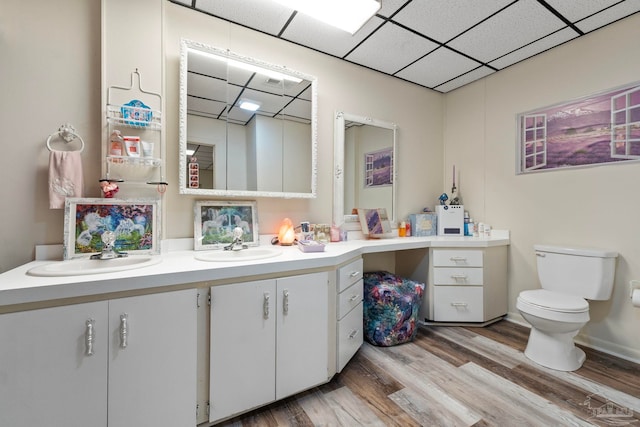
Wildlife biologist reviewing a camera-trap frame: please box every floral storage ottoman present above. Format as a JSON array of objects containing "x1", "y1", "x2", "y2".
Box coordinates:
[{"x1": 363, "y1": 271, "x2": 425, "y2": 346}]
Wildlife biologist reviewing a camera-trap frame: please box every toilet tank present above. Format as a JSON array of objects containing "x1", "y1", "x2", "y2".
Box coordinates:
[{"x1": 534, "y1": 245, "x2": 618, "y2": 300}]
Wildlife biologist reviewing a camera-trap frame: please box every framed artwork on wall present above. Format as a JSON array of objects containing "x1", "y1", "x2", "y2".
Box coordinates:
[
  {"x1": 194, "y1": 200, "x2": 258, "y2": 250},
  {"x1": 364, "y1": 147, "x2": 393, "y2": 187},
  {"x1": 517, "y1": 81, "x2": 640, "y2": 174},
  {"x1": 63, "y1": 198, "x2": 160, "y2": 260}
]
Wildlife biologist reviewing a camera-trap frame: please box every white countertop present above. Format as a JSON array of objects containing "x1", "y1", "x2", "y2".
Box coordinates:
[{"x1": 0, "y1": 233, "x2": 509, "y2": 309}]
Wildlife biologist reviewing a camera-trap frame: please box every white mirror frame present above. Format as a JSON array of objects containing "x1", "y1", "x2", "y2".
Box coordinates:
[
  {"x1": 333, "y1": 111, "x2": 397, "y2": 227},
  {"x1": 178, "y1": 39, "x2": 318, "y2": 198}
]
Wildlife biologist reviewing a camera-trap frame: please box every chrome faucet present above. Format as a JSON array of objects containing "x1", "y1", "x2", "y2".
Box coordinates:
[
  {"x1": 224, "y1": 227, "x2": 248, "y2": 251},
  {"x1": 90, "y1": 231, "x2": 128, "y2": 260}
]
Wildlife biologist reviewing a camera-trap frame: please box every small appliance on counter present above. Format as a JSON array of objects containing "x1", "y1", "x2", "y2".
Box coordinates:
[{"x1": 436, "y1": 205, "x2": 464, "y2": 236}]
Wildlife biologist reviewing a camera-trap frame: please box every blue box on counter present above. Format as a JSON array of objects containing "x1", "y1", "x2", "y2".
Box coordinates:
[{"x1": 409, "y1": 213, "x2": 437, "y2": 236}]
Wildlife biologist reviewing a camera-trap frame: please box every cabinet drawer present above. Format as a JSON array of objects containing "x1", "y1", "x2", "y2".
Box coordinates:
[
  {"x1": 338, "y1": 258, "x2": 363, "y2": 292},
  {"x1": 337, "y1": 302, "x2": 363, "y2": 372},
  {"x1": 432, "y1": 250, "x2": 483, "y2": 267},
  {"x1": 433, "y1": 267, "x2": 483, "y2": 285},
  {"x1": 433, "y1": 286, "x2": 483, "y2": 322},
  {"x1": 338, "y1": 279, "x2": 363, "y2": 320}
]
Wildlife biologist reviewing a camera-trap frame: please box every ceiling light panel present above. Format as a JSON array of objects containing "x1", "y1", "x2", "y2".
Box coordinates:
[
  {"x1": 282, "y1": 13, "x2": 382, "y2": 58},
  {"x1": 346, "y1": 22, "x2": 440, "y2": 74},
  {"x1": 194, "y1": 0, "x2": 293, "y2": 35},
  {"x1": 396, "y1": 47, "x2": 480, "y2": 88},
  {"x1": 488, "y1": 27, "x2": 580, "y2": 70},
  {"x1": 575, "y1": 2, "x2": 640, "y2": 33},
  {"x1": 447, "y1": 0, "x2": 566, "y2": 63},
  {"x1": 393, "y1": 0, "x2": 514, "y2": 43}
]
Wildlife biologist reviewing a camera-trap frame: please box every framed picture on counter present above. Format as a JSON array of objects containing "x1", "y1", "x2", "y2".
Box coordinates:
[
  {"x1": 63, "y1": 198, "x2": 160, "y2": 260},
  {"x1": 194, "y1": 200, "x2": 259, "y2": 250}
]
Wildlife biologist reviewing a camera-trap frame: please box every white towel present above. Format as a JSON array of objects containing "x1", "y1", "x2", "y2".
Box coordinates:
[{"x1": 49, "y1": 150, "x2": 84, "y2": 209}]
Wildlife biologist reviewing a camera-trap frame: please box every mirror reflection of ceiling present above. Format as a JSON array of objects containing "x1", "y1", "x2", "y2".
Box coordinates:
[
  {"x1": 187, "y1": 49, "x2": 312, "y2": 126},
  {"x1": 169, "y1": 0, "x2": 640, "y2": 93}
]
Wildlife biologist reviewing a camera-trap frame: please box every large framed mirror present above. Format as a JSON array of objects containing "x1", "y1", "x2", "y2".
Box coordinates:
[
  {"x1": 179, "y1": 39, "x2": 317, "y2": 198},
  {"x1": 333, "y1": 111, "x2": 397, "y2": 227}
]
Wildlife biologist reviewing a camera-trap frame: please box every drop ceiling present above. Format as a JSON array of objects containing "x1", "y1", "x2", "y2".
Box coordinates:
[{"x1": 169, "y1": 0, "x2": 640, "y2": 93}]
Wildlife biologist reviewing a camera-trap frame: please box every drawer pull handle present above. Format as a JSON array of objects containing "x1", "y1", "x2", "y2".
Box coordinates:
[
  {"x1": 283, "y1": 290, "x2": 289, "y2": 315},
  {"x1": 349, "y1": 294, "x2": 360, "y2": 302},
  {"x1": 348, "y1": 329, "x2": 359, "y2": 339},
  {"x1": 119, "y1": 314, "x2": 128, "y2": 349},
  {"x1": 85, "y1": 318, "x2": 95, "y2": 356},
  {"x1": 450, "y1": 257, "x2": 467, "y2": 262},
  {"x1": 450, "y1": 274, "x2": 468, "y2": 280},
  {"x1": 451, "y1": 302, "x2": 468, "y2": 309},
  {"x1": 349, "y1": 271, "x2": 361, "y2": 278},
  {"x1": 263, "y1": 292, "x2": 270, "y2": 319}
]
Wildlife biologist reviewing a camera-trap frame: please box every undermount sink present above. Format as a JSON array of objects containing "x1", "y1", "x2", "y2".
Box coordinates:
[
  {"x1": 195, "y1": 247, "x2": 282, "y2": 262},
  {"x1": 27, "y1": 255, "x2": 161, "y2": 277}
]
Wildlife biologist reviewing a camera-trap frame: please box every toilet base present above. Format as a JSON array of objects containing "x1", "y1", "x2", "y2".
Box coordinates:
[{"x1": 524, "y1": 326, "x2": 586, "y2": 371}]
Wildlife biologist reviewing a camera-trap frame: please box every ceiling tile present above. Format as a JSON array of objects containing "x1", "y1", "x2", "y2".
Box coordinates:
[
  {"x1": 434, "y1": 66, "x2": 495, "y2": 92},
  {"x1": 488, "y1": 27, "x2": 580, "y2": 70},
  {"x1": 345, "y1": 22, "x2": 439, "y2": 74},
  {"x1": 393, "y1": 0, "x2": 514, "y2": 43},
  {"x1": 282, "y1": 15, "x2": 382, "y2": 58},
  {"x1": 377, "y1": 0, "x2": 410, "y2": 18},
  {"x1": 576, "y1": 2, "x2": 640, "y2": 33},
  {"x1": 447, "y1": 0, "x2": 566, "y2": 63},
  {"x1": 194, "y1": 0, "x2": 293, "y2": 35},
  {"x1": 544, "y1": 0, "x2": 622, "y2": 22},
  {"x1": 396, "y1": 47, "x2": 479, "y2": 88}
]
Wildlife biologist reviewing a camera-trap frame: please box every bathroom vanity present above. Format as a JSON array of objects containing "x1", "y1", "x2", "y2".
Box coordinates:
[{"x1": 0, "y1": 234, "x2": 508, "y2": 426}]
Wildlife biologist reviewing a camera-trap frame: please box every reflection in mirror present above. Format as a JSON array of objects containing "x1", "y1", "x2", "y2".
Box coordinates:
[
  {"x1": 179, "y1": 39, "x2": 317, "y2": 198},
  {"x1": 334, "y1": 112, "x2": 397, "y2": 227}
]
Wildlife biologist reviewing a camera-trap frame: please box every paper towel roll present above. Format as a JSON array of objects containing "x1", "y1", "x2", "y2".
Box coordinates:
[{"x1": 632, "y1": 289, "x2": 640, "y2": 308}]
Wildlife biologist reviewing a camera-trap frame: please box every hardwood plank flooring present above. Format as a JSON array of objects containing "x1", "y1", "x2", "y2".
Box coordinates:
[{"x1": 214, "y1": 321, "x2": 640, "y2": 426}]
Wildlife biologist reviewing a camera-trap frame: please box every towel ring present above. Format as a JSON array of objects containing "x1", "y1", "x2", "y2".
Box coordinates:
[{"x1": 46, "y1": 123, "x2": 85, "y2": 152}]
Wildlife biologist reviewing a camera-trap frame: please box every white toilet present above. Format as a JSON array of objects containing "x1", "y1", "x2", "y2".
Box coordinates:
[{"x1": 516, "y1": 244, "x2": 617, "y2": 371}]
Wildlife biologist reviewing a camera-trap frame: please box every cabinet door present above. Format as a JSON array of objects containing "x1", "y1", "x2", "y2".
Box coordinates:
[
  {"x1": 108, "y1": 290, "x2": 197, "y2": 427},
  {"x1": 0, "y1": 302, "x2": 108, "y2": 427},
  {"x1": 209, "y1": 280, "x2": 277, "y2": 423},
  {"x1": 276, "y1": 271, "x2": 329, "y2": 400}
]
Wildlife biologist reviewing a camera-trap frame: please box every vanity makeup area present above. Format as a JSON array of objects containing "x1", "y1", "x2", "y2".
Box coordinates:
[{"x1": 0, "y1": 4, "x2": 509, "y2": 427}]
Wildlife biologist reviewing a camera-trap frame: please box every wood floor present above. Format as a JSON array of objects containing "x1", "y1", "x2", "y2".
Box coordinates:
[{"x1": 215, "y1": 320, "x2": 640, "y2": 426}]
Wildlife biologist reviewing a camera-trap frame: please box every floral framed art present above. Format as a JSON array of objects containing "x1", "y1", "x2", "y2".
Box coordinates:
[
  {"x1": 63, "y1": 198, "x2": 161, "y2": 260},
  {"x1": 194, "y1": 200, "x2": 259, "y2": 250}
]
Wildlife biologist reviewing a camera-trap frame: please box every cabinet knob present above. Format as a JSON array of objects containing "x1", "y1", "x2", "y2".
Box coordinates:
[
  {"x1": 349, "y1": 271, "x2": 361, "y2": 278},
  {"x1": 348, "y1": 329, "x2": 359, "y2": 339},
  {"x1": 85, "y1": 318, "x2": 95, "y2": 356},
  {"x1": 349, "y1": 294, "x2": 360, "y2": 302},
  {"x1": 449, "y1": 257, "x2": 467, "y2": 262},
  {"x1": 450, "y1": 302, "x2": 469, "y2": 310},
  {"x1": 450, "y1": 274, "x2": 468, "y2": 281}
]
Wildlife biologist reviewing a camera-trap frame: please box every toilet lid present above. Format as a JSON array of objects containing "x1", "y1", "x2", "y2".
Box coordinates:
[{"x1": 519, "y1": 289, "x2": 588, "y2": 312}]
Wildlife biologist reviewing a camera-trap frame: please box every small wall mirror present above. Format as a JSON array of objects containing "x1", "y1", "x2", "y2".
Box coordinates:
[
  {"x1": 179, "y1": 39, "x2": 317, "y2": 198},
  {"x1": 333, "y1": 111, "x2": 397, "y2": 227}
]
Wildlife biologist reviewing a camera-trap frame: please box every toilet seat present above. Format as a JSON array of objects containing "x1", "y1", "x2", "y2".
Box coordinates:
[
  {"x1": 519, "y1": 289, "x2": 588, "y2": 312},
  {"x1": 517, "y1": 289, "x2": 589, "y2": 323}
]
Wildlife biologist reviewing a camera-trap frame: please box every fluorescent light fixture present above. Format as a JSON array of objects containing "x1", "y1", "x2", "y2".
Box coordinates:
[
  {"x1": 272, "y1": 0, "x2": 380, "y2": 34},
  {"x1": 239, "y1": 100, "x2": 260, "y2": 111}
]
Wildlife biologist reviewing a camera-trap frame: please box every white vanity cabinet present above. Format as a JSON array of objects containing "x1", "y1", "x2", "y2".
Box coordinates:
[
  {"x1": 423, "y1": 246, "x2": 507, "y2": 323},
  {"x1": 336, "y1": 257, "x2": 364, "y2": 372},
  {"x1": 0, "y1": 289, "x2": 197, "y2": 427},
  {"x1": 209, "y1": 271, "x2": 329, "y2": 423}
]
